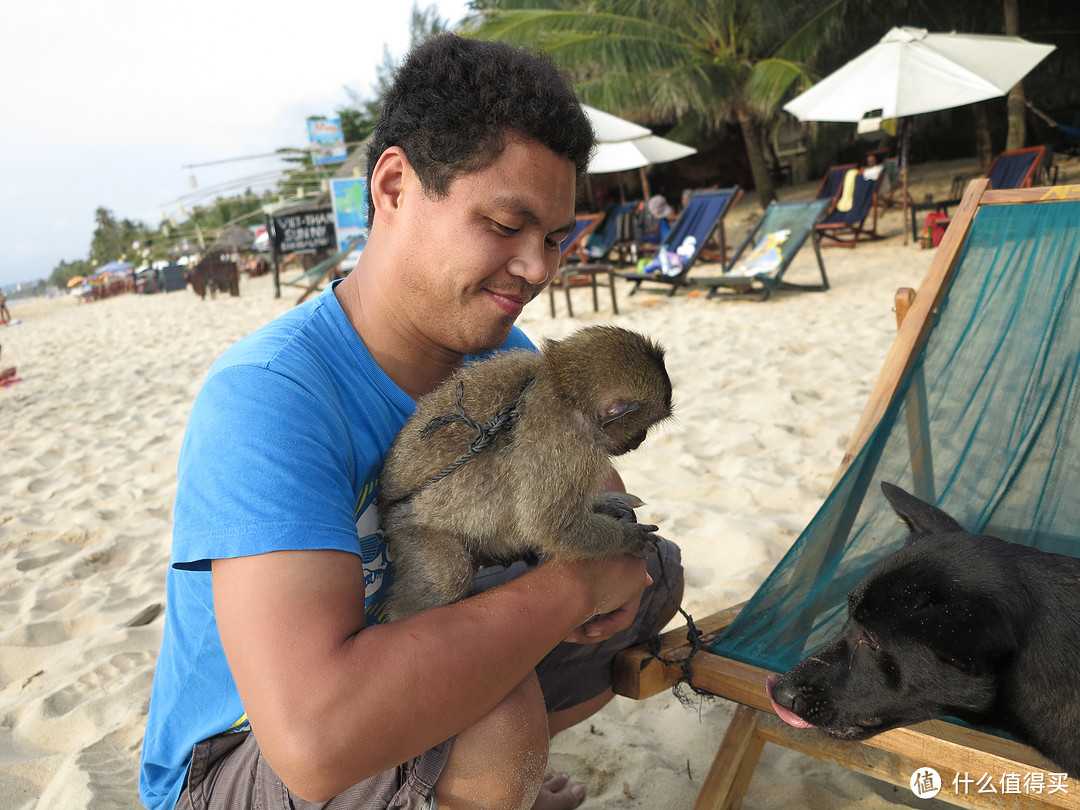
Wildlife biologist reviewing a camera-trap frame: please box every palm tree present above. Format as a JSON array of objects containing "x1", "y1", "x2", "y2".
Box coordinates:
[{"x1": 463, "y1": 0, "x2": 859, "y2": 207}]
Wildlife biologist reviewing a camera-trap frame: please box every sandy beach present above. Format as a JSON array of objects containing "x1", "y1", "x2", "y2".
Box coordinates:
[{"x1": 0, "y1": 159, "x2": 1061, "y2": 809}]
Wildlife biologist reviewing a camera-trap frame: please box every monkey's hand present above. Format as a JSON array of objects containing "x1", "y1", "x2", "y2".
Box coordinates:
[
  {"x1": 592, "y1": 491, "x2": 645, "y2": 524},
  {"x1": 620, "y1": 518, "x2": 660, "y2": 557}
]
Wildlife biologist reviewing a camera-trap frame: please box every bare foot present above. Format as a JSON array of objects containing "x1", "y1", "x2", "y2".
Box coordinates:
[{"x1": 532, "y1": 773, "x2": 585, "y2": 809}]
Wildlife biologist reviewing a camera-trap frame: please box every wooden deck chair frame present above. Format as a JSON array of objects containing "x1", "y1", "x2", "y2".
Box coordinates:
[
  {"x1": 697, "y1": 198, "x2": 832, "y2": 302},
  {"x1": 615, "y1": 187, "x2": 742, "y2": 297},
  {"x1": 613, "y1": 179, "x2": 1080, "y2": 810},
  {"x1": 548, "y1": 213, "x2": 619, "y2": 317},
  {"x1": 283, "y1": 236, "x2": 365, "y2": 305}
]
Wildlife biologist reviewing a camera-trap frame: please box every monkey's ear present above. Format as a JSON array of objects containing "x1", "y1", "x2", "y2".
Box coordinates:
[{"x1": 601, "y1": 398, "x2": 641, "y2": 426}]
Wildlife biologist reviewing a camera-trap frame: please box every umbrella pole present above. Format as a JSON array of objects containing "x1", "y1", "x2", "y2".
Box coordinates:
[
  {"x1": 639, "y1": 167, "x2": 651, "y2": 199},
  {"x1": 901, "y1": 118, "x2": 911, "y2": 246}
]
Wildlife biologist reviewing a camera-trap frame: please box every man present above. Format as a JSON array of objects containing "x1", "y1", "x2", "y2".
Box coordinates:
[{"x1": 140, "y1": 34, "x2": 682, "y2": 810}]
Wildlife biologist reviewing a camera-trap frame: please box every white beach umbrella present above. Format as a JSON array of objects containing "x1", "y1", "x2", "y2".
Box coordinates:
[
  {"x1": 783, "y1": 27, "x2": 1055, "y2": 124},
  {"x1": 581, "y1": 105, "x2": 698, "y2": 196},
  {"x1": 783, "y1": 26, "x2": 1054, "y2": 242},
  {"x1": 582, "y1": 104, "x2": 652, "y2": 142},
  {"x1": 589, "y1": 134, "x2": 698, "y2": 174}
]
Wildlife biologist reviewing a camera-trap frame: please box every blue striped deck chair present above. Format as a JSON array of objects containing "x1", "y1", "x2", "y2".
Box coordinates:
[
  {"x1": 697, "y1": 198, "x2": 832, "y2": 301},
  {"x1": 614, "y1": 180, "x2": 1080, "y2": 809},
  {"x1": 815, "y1": 170, "x2": 884, "y2": 247},
  {"x1": 615, "y1": 187, "x2": 740, "y2": 296}
]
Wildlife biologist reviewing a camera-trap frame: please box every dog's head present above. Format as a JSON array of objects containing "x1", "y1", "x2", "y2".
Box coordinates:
[{"x1": 767, "y1": 482, "x2": 1021, "y2": 741}]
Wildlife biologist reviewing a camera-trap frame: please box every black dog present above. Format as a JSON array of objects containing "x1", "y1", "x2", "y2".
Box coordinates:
[{"x1": 767, "y1": 481, "x2": 1080, "y2": 774}]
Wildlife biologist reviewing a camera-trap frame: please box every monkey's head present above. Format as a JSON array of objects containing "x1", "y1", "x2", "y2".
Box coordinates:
[{"x1": 544, "y1": 326, "x2": 673, "y2": 456}]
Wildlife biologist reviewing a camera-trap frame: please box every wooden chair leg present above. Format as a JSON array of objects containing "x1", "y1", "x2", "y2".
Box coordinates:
[
  {"x1": 694, "y1": 705, "x2": 767, "y2": 810},
  {"x1": 607, "y1": 271, "x2": 619, "y2": 315}
]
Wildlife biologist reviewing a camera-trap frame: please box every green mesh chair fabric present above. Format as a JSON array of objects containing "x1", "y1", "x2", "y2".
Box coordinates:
[
  {"x1": 705, "y1": 198, "x2": 830, "y2": 300},
  {"x1": 711, "y1": 198, "x2": 1080, "y2": 672}
]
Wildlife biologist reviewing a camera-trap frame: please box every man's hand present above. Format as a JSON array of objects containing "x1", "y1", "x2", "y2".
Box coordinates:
[
  {"x1": 563, "y1": 585, "x2": 649, "y2": 643},
  {"x1": 544, "y1": 553, "x2": 651, "y2": 644}
]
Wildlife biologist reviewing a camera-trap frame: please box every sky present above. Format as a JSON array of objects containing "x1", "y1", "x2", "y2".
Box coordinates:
[{"x1": 0, "y1": 0, "x2": 472, "y2": 289}]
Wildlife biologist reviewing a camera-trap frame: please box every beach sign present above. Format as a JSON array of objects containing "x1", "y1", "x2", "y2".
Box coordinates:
[
  {"x1": 308, "y1": 117, "x2": 347, "y2": 166},
  {"x1": 330, "y1": 178, "x2": 368, "y2": 272}
]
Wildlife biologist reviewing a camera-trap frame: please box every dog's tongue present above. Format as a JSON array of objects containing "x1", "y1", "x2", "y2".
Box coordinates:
[{"x1": 765, "y1": 674, "x2": 815, "y2": 729}]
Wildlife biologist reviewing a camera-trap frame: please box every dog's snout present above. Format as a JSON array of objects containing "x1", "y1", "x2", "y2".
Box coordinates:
[{"x1": 770, "y1": 676, "x2": 799, "y2": 710}]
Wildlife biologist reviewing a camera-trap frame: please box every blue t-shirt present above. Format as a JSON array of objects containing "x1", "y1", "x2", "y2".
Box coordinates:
[{"x1": 138, "y1": 282, "x2": 533, "y2": 809}]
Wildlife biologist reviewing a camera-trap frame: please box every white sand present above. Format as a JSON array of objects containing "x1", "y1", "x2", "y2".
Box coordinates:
[{"x1": 0, "y1": 161, "x2": 1042, "y2": 808}]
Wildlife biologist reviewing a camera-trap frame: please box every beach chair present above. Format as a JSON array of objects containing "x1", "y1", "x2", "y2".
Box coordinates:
[
  {"x1": 696, "y1": 198, "x2": 831, "y2": 301},
  {"x1": 908, "y1": 145, "x2": 1048, "y2": 241},
  {"x1": 614, "y1": 179, "x2": 1080, "y2": 809},
  {"x1": 615, "y1": 188, "x2": 741, "y2": 296},
  {"x1": 548, "y1": 213, "x2": 618, "y2": 317},
  {"x1": 584, "y1": 201, "x2": 639, "y2": 263},
  {"x1": 283, "y1": 236, "x2": 365, "y2": 305},
  {"x1": 814, "y1": 169, "x2": 884, "y2": 247},
  {"x1": 815, "y1": 163, "x2": 858, "y2": 202}
]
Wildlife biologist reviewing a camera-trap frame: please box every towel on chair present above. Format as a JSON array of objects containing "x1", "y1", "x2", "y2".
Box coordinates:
[{"x1": 835, "y1": 169, "x2": 858, "y2": 212}]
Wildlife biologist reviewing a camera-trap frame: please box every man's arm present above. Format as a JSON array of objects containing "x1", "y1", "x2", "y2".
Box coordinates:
[{"x1": 213, "y1": 547, "x2": 648, "y2": 802}]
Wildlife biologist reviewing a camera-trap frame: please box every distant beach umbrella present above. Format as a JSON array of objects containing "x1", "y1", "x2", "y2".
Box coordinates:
[
  {"x1": 210, "y1": 224, "x2": 255, "y2": 252},
  {"x1": 582, "y1": 105, "x2": 698, "y2": 197}
]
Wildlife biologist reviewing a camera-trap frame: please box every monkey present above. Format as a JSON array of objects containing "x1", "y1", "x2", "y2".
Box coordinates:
[{"x1": 376, "y1": 325, "x2": 673, "y2": 621}]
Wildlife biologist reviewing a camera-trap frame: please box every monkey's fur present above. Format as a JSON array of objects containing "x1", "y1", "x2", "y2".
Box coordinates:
[{"x1": 376, "y1": 325, "x2": 673, "y2": 621}]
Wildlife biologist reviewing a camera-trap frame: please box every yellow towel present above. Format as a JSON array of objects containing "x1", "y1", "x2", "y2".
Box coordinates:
[{"x1": 836, "y1": 169, "x2": 858, "y2": 212}]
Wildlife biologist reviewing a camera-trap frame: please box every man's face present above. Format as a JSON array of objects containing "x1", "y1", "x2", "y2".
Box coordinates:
[{"x1": 392, "y1": 136, "x2": 578, "y2": 355}]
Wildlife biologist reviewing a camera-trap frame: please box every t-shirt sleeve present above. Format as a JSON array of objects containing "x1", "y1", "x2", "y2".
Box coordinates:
[{"x1": 171, "y1": 362, "x2": 363, "y2": 570}]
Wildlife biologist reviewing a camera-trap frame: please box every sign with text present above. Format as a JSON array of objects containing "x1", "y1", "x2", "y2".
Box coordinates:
[
  {"x1": 330, "y1": 178, "x2": 368, "y2": 250},
  {"x1": 307, "y1": 117, "x2": 347, "y2": 166},
  {"x1": 270, "y1": 208, "x2": 335, "y2": 254}
]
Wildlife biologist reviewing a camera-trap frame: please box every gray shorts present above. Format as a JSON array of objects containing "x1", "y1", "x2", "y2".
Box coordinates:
[{"x1": 177, "y1": 538, "x2": 681, "y2": 810}]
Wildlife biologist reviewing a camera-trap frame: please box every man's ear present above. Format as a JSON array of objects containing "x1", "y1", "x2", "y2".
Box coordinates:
[{"x1": 369, "y1": 146, "x2": 411, "y2": 226}]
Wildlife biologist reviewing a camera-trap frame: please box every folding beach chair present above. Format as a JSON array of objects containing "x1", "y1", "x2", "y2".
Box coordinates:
[
  {"x1": 585, "y1": 201, "x2": 640, "y2": 262},
  {"x1": 283, "y1": 235, "x2": 365, "y2": 305},
  {"x1": 548, "y1": 213, "x2": 618, "y2": 317},
  {"x1": 615, "y1": 188, "x2": 741, "y2": 296},
  {"x1": 814, "y1": 170, "x2": 884, "y2": 247},
  {"x1": 908, "y1": 145, "x2": 1048, "y2": 241},
  {"x1": 615, "y1": 179, "x2": 1080, "y2": 809},
  {"x1": 815, "y1": 164, "x2": 858, "y2": 203},
  {"x1": 695, "y1": 198, "x2": 831, "y2": 301}
]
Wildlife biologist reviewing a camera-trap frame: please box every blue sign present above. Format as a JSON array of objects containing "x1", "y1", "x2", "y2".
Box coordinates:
[
  {"x1": 308, "y1": 117, "x2": 347, "y2": 166},
  {"x1": 330, "y1": 177, "x2": 368, "y2": 255}
]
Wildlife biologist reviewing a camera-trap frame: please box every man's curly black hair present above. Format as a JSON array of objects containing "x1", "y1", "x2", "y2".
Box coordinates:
[{"x1": 365, "y1": 34, "x2": 595, "y2": 227}]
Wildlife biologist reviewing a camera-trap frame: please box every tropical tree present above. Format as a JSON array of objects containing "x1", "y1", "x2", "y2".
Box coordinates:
[{"x1": 463, "y1": 0, "x2": 862, "y2": 207}]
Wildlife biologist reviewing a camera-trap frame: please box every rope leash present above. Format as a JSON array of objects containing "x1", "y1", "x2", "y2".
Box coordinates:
[
  {"x1": 649, "y1": 547, "x2": 714, "y2": 705},
  {"x1": 391, "y1": 377, "x2": 536, "y2": 506}
]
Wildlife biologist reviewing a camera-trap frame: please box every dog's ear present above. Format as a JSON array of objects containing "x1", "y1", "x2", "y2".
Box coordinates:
[
  {"x1": 881, "y1": 482, "x2": 966, "y2": 542},
  {"x1": 914, "y1": 597, "x2": 1019, "y2": 675}
]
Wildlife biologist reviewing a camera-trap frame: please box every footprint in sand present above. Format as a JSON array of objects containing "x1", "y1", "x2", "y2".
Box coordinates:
[
  {"x1": 78, "y1": 736, "x2": 141, "y2": 808},
  {"x1": 43, "y1": 650, "x2": 153, "y2": 718}
]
